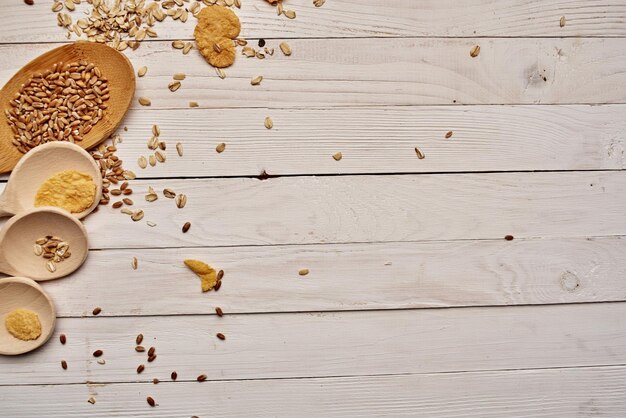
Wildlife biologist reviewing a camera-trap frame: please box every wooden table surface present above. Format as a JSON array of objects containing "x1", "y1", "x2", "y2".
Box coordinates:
[{"x1": 1, "y1": 1, "x2": 626, "y2": 416}]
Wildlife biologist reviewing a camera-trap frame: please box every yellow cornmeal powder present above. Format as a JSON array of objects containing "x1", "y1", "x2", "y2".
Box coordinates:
[
  {"x1": 5, "y1": 308, "x2": 42, "y2": 341},
  {"x1": 34, "y1": 170, "x2": 96, "y2": 213}
]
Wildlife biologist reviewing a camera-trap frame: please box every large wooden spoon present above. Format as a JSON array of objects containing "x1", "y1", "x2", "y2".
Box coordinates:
[{"x1": 0, "y1": 42, "x2": 135, "y2": 174}]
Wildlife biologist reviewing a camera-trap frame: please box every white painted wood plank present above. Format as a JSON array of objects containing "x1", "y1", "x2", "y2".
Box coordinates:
[
  {"x1": 3, "y1": 38, "x2": 626, "y2": 107},
  {"x1": 2, "y1": 367, "x2": 626, "y2": 417},
  {"x1": 76, "y1": 172, "x2": 626, "y2": 249},
  {"x1": 2, "y1": 0, "x2": 626, "y2": 42},
  {"x1": 1, "y1": 303, "x2": 625, "y2": 385},
  {"x1": 43, "y1": 237, "x2": 626, "y2": 317},
  {"x1": 103, "y1": 105, "x2": 626, "y2": 178}
]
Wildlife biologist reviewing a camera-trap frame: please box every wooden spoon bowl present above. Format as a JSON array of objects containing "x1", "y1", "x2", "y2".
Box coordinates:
[
  {"x1": 0, "y1": 207, "x2": 89, "y2": 281},
  {"x1": 0, "y1": 42, "x2": 135, "y2": 174},
  {"x1": 0, "y1": 277, "x2": 56, "y2": 355},
  {"x1": 0, "y1": 142, "x2": 103, "y2": 219}
]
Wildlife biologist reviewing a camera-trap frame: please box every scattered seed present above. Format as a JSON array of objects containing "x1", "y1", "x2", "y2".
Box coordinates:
[
  {"x1": 131, "y1": 210, "x2": 145, "y2": 221},
  {"x1": 176, "y1": 193, "x2": 187, "y2": 208},
  {"x1": 135, "y1": 346, "x2": 145, "y2": 352},
  {"x1": 251, "y1": 75, "x2": 263, "y2": 85},
  {"x1": 299, "y1": 268, "x2": 309, "y2": 276},
  {"x1": 121, "y1": 208, "x2": 134, "y2": 215},
  {"x1": 46, "y1": 260, "x2": 56, "y2": 273},
  {"x1": 216, "y1": 333, "x2": 225, "y2": 340},
  {"x1": 172, "y1": 40, "x2": 184, "y2": 49},
  {"x1": 123, "y1": 198, "x2": 134, "y2": 205},
  {"x1": 258, "y1": 39, "x2": 266, "y2": 47},
  {"x1": 132, "y1": 257, "x2": 138, "y2": 270},
  {"x1": 171, "y1": 371, "x2": 178, "y2": 381},
  {"x1": 163, "y1": 188, "x2": 176, "y2": 199},
  {"x1": 93, "y1": 350, "x2": 103, "y2": 357},
  {"x1": 560, "y1": 16, "x2": 566, "y2": 27},
  {"x1": 182, "y1": 222, "x2": 191, "y2": 233},
  {"x1": 279, "y1": 42, "x2": 292, "y2": 56},
  {"x1": 61, "y1": 360, "x2": 68, "y2": 369},
  {"x1": 153, "y1": 378, "x2": 159, "y2": 384},
  {"x1": 138, "y1": 66, "x2": 147, "y2": 77},
  {"x1": 24, "y1": 0, "x2": 35, "y2": 5},
  {"x1": 216, "y1": 142, "x2": 226, "y2": 153},
  {"x1": 176, "y1": 142, "x2": 183, "y2": 157},
  {"x1": 147, "y1": 396, "x2": 156, "y2": 407},
  {"x1": 155, "y1": 150, "x2": 166, "y2": 163},
  {"x1": 92, "y1": 307, "x2": 102, "y2": 316},
  {"x1": 445, "y1": 131, "x2": 453, "y2": 139},
  {"x1": 332, "y1": 152, "x2": 342, "y2": 161},
  {"x1": 88, "y1": 397, "x2": 96, "y2": 405},
  {"x1": 138, "y1": 96, "x2": 152, "y2": 106},
  {"x1": 283, "y1": 9, "x2": 296, "y2": 19},
  {"x1": 215, "y1": 281, "x2": 222, "y2": 291},
  {"x1": 137, "y1": 364, "x2": 145, "y2": 374},
  {"x1": 313, "y1": 0, "x2": 325, "y2": 6},
  {"x1": 148, "y1": 354, "x2": 157, "y2": 362},
  {"x1": 189, "y1": 101, "x2": 199, "y2": 108},
  {"x1": 183, "y1": 42, "x2": 193, "y2": 55},
  {"x1": 217, "y1": 270, "x2": 224, "y2": 281},
  {"x1": 148, "y1": 346, "x2": 155, "y2": 357},
  {"x1": 136, "y1": 334, "x2": 144, "y2": 345},
  {"x1": 168, "y1": 81, "x2": 181, "y2": 92},
  {"x1": 505, "y1": 235, "x2": 514, "y2": 241},
  {"x1": 264, "y1": 117, "x2": 273, "y2": 129},
  {"x1": 197, "y1": 374, "x2": 207, "y2": 382},
  {"x1": 60, "y1": 334, "x2": 66, "y2": 344},
  {"x1": 215, "y1": 68, "x2": 226, "y2": 79},
  {"x1": 215, "y1": 307, "x2": 223, "y2": 316},
  {"x1": 470, "y1": 45, "x2": 480, "y2": 58},
  {"x1": 149, "y1": 155, "x2": 157, "y2": 166},
  {"x1": 414, "y1": 147, "x2": 425, "y2": 159},
  {"x1": 97, "y1": 359, "x2": 106, "y2": 365}
]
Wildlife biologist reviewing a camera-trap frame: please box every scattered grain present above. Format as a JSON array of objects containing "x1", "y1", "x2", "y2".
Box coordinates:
[
  {"x1": 61, "y1": 360, "x2": 68, "y2": 369},
  {"x1": 332, "y1": 152, "x2": 342, "y2": 161},
  {"x1": 92, "y1": 307, "x2": 102, "y2": 316},
  {"x1": 279, "y1": 42, "x2": 292, "y2": 56},
  {"x1": 176, "y1": 142, "x2": 183, "y2": 157},
  {"x1": 216, "y1": 142, "x2": 226, "y2": 153},
  {"x1": 168, "y1": 81, "x2": 181, "y2": 92},
  {"x1": 147, "y1": 396, "x2": 156, "y2": 407},
  {"x1": 132, "y1": 257, "x2": 138, "y2": 270},
  {"x1": 93, "y1": 350, "x2": 103, "y2": 357},
  {"x1": 138, "y1": 66, "x2": 147, "y2": 77},
  {"x1": 445, "y1": 131, "x2": 453, "y2": 139},
  {"x1": 414, "y1": 147, "x2": 425, "y2": 159},
  {"x1": 299, "y1": 268, "x2": 309, "y2": 276},
  {"x1": 560, "y1": 16, "x2": 566, "y2": 27},
  {"x1": 182, "y1": 222, "x2": 191, "y2": 233},
  {"x1": 216, "y1": 333, "x2": 225, "y2": 340},
  {"x1": 137, "y1": 364, "x2": 145, "y2": 373},
  {"x1": 251, "y1": 75, "x2": 263, "y2": 85},
  {"x1": 264, "y1": 116, "x2": 273, "y2": 129},
  {"x1": 197, "y1": 374, "x2": 207, "y2": 382},
  {"x1": 60, "y1": 334, "x2": 66, "y2": 344},
  {"x1": 470, "y1": 45, "x2": 480, "y2": 58},
  {"x1": 136, "y1": 334, "x2": 144, "y2": 345},
  {"x1": 138, "y1": 97, "x2": 151, "y2": 106}
]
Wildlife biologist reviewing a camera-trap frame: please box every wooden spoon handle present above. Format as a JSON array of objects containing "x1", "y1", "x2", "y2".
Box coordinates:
[{"x1": 0, "y1": 192, "x2": 15, "y2": 218}]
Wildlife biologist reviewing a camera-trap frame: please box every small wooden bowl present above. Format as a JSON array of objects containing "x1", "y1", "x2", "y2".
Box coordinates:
[
  {"x1": 0, "y1": 42, "x2": 135, "y2": 174},
  {"x1": 0, "y1": 277, "x2": 56, "y2": 355}
]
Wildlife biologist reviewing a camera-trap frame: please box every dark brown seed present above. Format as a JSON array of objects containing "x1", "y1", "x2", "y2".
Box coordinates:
[
  {"x1": 148, "y1": 347, "x2": 155, "y2": 357},
  {"x1": 112, "y1": 201, "x2": 123, "y2": 209},
  {"x1": 153, "y1": 378, "x2": 159, "y2": 384},
  {"x1": 123, "y1": 188, "x2": 132, "y2": 195},
  {"x1": 445, "y1": 131, "x2": 453, "y2": 139},
  {"x1": 192, "y1": 416, "x2": 199, "y2": 418},
  {"x1": 60, "y1": 334, "x2": 66, "y2": 344},
  {"x1": 93, "y1": 350, "x2": 103, "y2": 357},
  {"x1": 216, "y1": 333, "x2": 225, "y2": 340},
  {"x1": 258, "y1": 38, "x2": 266, "y2": 47},
  {"x1": 217, "y1": 270, "x2": 224, "y2": 280},
  {"x1": 147, "y1": 396, "x2": 156, "y2": 407},
  {"x1": 135, "y1": 346, "x2": 145, "y2": 352},
  {"x1": 61, "y1": 360, "x2": 68, "y2": 370},
  {"x1": 122, "y1": 198, "x2": 133, "y2": 205},
  {"x1": 92, "y1": 307, "x2": 102, "y2": 316},
  {"x1": 197, "y1": 374, "x2": 207, "y2": 382},
  {"x1": 215, "y1": 307, "x2": 223, "y2": 317},
  {"x1": 182, "y1": 222, "x2": 191, "y2": 233},
  {"x1": 148, "y1": 354, "x2": 157, "y2": 362},
  {"x1": 171, "y1": 371, "x2": 178, "y2": 381},
  {"x1": 137, "y1": 364, "x2": 145, "y2": 374},
  {"x1": 214, "y1": 281, "x2": 222, "y2": 291},
  {"x1": 136, "y1": 334, "x2": 143, "y2": 345},
  {"x1": 24, "y1": 0, "x2": 34, "y2": 5},
  {"x1": 120, "y1": 181, "x2": 129, "y2": 190},
  {"x1": 504, "y1": 235, "x2": 514, "y2": 241}
]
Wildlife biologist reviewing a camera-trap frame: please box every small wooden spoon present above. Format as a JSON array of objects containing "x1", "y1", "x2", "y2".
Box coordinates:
[
  {"x1": 0, "y1": 142, "x2": 103, "y2": 219},
  {"x1": 0, "y1": 277, "x2": 56, "y2": 355},
  {"x1": 0, "y1": 42, "x2": 135, "y2": 173},
  {"x1": 0, "y1": 207, "x2": 88, "y2": 281}
]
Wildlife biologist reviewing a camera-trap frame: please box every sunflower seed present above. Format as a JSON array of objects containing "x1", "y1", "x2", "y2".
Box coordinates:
[
  {"x1": 152, "y1": 125, "x2": 160, "y2": 137},
  {"x1": 123, "y1": 170, "x2": 137, "y2": 180},
  {"x1": 183, "y1": 42, "x2": 193, "y2": 54},
  {"x1": 87, "y1": 397, "x2": 96, "y2": 404},
  {"x1": 189, "y1": 101, "x2": 199, "y2": 107},
  {"x1": 33, "y1": 244, "x2": 43, "y2": 256},
  {"x1": 313, "y1": 0, "x2": 325, "y2": 6},
  {"x1": 175, "y1": 193, "x2": 187, "y2": 208},
  {"x1": 149, "y1": 155, "x2": 157, "y2": 166},
  {"x1": 121, "y1": 208, "x2": 134, "y2": 215},
  {"x1": 215, "y1": 68, "x2": 226, "y2": 79},
  {"x1": 46, "y1": 261, "x2": 56, "y2": 273}
]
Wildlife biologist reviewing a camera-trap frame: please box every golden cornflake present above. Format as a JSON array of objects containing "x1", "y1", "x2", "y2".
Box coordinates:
[{"x1": 184, "y1": 259, "x2": 219, "y2": 292}]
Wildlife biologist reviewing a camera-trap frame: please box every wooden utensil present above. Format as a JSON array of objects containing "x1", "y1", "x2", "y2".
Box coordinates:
[
  {"x1": 0, "y1": 207, "x2": 88, "y2": 281},
  {"x1": 0, "y1": 42, "x2": 135, "y2": 173},
  {"x1": 0, "y1": 277, "x2": 56, "y2": 355},
  {"x1": 0, "y1": 142, "x2": 103, "y2": 219}
]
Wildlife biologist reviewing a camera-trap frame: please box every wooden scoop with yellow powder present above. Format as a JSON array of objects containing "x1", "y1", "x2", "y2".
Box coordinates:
[{"x1": 34, "y1": 170, "x2": 96, "y2": 214}]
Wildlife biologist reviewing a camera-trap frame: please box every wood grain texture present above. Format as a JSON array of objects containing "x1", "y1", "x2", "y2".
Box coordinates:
[
  {"x1": 1, "y1": 302, "x2": 626, "y2": 385},
  {"x1": 106, "y1": 105, "x2": 626, "y2": 178},
  {"x1": 3, "y1": 38, "x2": 626, "y2": 108},
  {"x1": 71, "y1": 171, "x2": 626, "y2": 249},
  {"x1": 2, "y1": 366, "x2": 626, "y2": 417},
  {"x1": 43, "y1": 236, "x2": 626, "y2": 317},
  {"x1": 2, "y1": 0, "x2": 626, "y2": 42}
]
